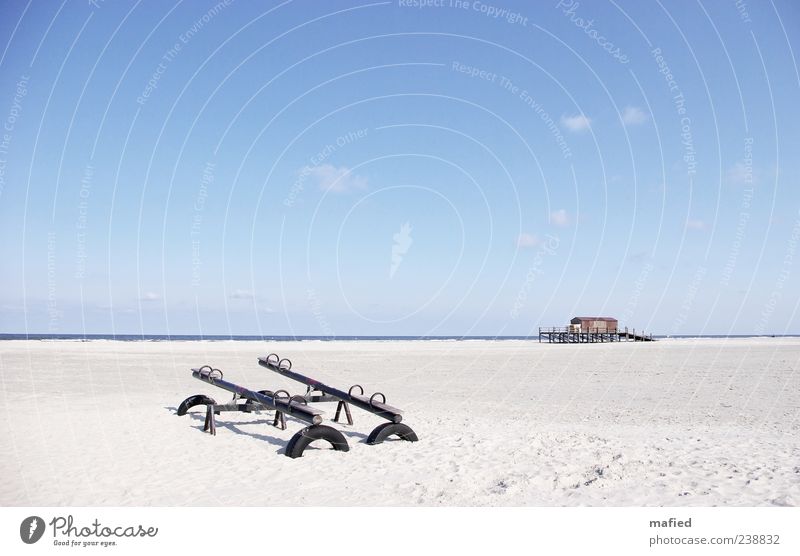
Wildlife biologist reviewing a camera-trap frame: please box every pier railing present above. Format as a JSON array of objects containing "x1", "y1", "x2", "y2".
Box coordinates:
[{"x1": 538, "y1": 326, "x2": 654, "y2": 343}]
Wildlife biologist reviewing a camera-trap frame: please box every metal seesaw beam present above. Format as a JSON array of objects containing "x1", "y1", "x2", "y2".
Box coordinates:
[
  {"x1": 258, "y1": 355, "x2": 403, "y2": 423},
  {"x1": 191, "y1": 366, "x2": 323, "y2": 425}
]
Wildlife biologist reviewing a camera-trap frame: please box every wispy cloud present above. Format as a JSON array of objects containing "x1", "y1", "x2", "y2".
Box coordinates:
[
  {"x1": 621, "y1": 106, "x2": 647, "y2": 126},
  {"x1": 228, "y1": 289, "x2": 274, "y2": 312},
  {"x1": 390, "y1": 222, "x2": 413, "y2": 278},
  {"x1": 140, "y1": 292, "x2": 160, "y2": 301},
  {"x1": 727, "y1": 161, "x2": 756, "y2": 185},
  {"x1": 305, "y1": 164, "x2": 367, "y2": 193},
  {"x1": 516, "y1": 233, "x2": 542, "y2": 248},
  {"x1": 228, "y1": 289, "x2": 256, "y2": 300},
  {"x1": 96, "y1": 303, "x2": 138, "y2": 314},
  {"x1": 686, "y1": 219, "x2": 706, "y2": 231},
  {"x1": 550, "y1": 209, "x2": 571, "y2": 228},
  {"x1": 561, "y1": 114, "x2": 591, "y2": 132}
]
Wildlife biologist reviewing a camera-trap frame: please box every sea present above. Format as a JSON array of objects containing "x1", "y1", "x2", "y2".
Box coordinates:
[{"x1": 0, "y1": 334, "x2": 794, "y2": 341}]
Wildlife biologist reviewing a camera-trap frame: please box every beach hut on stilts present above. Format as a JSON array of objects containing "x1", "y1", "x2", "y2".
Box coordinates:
[{"x1": 539, "y1": 316, "x2": 654, "y2": 343}]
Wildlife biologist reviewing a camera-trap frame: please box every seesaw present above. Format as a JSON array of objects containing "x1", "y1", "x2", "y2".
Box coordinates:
[
  {"x1": 177, "y1": 356, "x2": 417, "y2": 458},
  {"x1": 259, "y1": 353, "x2": 418, "y2": 445},
  {"x1": 177, "y1": 365, "x2": 348, "y2": 458}
]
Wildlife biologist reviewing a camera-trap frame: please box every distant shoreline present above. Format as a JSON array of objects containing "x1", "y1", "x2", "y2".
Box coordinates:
[{"x1": 1, "y1": 333, "x2": 797, "y2": 342}]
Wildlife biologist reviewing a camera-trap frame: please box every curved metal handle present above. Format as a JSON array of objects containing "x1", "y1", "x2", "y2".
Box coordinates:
[
  {"x1": 265, "y1": 353, "x2": 280, "y2": 367},
  {"x1": 198, "y1": 365, "x2": 223, "y2": 380},
  {"x1": 273, "y1": 389, "x2": 290, "y2": 401},
  {"x1": 369, "y1": 392, "x2": 386, "y2": 407},
  {"x1": 278, "y1": 358, "x2": 292, "y2": 371},
  {"x1": 348, "y1": 384, "x2": 364, "y2": 396},
  {"x1": 289, "y1": 395, "x2": 308, "y2": 406}
]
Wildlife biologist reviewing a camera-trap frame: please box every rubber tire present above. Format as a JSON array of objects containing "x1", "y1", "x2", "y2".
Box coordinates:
[
  {"x1": 285, "y1": 425, "x2": 350, "y2": 458},
  {"x1": 366, "y1": 423, "x2": 419, "y2": 445},
  {"x1": 177, "y1": 394, "x2": 216, "y2": 416}
]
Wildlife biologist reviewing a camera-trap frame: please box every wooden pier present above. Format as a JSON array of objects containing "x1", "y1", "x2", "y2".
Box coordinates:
[{"x1": 538, "y1": 326, "x2": 655, "y2": 343}]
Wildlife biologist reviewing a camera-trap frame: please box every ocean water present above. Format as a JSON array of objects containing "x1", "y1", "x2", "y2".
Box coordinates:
[
  {"x1": 0, "y1": 334, "x2": 538, "y2": 341},
  {"x1": 0, "y1": 333, "x2": 794, "y2": 341}
]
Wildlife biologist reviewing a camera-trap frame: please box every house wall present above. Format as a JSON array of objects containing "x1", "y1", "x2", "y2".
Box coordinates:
[{"x1": 570, "y1": 317, "x2": 618, "y2": 332}]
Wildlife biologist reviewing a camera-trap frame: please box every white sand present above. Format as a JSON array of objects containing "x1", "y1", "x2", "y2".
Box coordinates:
[{"x1": 0, "y1": 338, "x2": 798, "y2": 506}]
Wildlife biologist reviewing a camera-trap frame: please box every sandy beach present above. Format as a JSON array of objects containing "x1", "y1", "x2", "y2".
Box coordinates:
[{"x1": 1, "y1": 338, "x2": 798, "y2": 506}]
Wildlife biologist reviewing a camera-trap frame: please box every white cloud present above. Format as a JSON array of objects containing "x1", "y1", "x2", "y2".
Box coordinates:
[
  {"x1": 561, "y1": 114, "x2": 591, "y2": 132},
  {"x1": 140, "y1": 292, "x2": 160, "y2": 301},
  {"x1": 686, "y1": 219, "x2": 706, "y2": 231},
  {"x1": 621, "y1": 106, "x2": 647, "y2": 126},
  {"x1": 516, "y1": 233, "x2": 542, "y2": 248},
  {"x1": 550, "y1": 209, "x2": 571, "y2": 228},
  {"x1": 627, "y1": 250, "x2": 651, "y2": 263},
  {"x1": 727, "y1": 161, "x2": 756, "y2": 185},
  {"x1": 229, "y1": 289, "x2": 256, "y2": 300},
  {"x1": 228, "y1": 290, "x2": 274, "y2": 312},
  {"x1": 305, "y1": 164, "x2": 368, "y2": 193}
]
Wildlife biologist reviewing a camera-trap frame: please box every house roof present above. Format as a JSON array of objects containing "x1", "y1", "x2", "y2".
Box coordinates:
[{"x1": 571, "y1": 316, "x2": 618, "y2": 321}]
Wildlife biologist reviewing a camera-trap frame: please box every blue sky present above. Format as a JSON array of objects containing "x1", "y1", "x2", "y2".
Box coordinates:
[{"x1": 0, "y1": 0, "x2": 798, "y2": 336}]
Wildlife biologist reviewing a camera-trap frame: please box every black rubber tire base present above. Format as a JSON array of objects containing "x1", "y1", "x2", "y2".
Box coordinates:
[
  {"x1": 177, "y1": 394, "x2": 216, "y2": 416},
  {"x1": 285, "y1": 425, "x2": 350, "y2": 458},
  {"x1": 366, "y1": 422, "x2": 419, "y2": 445}
]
